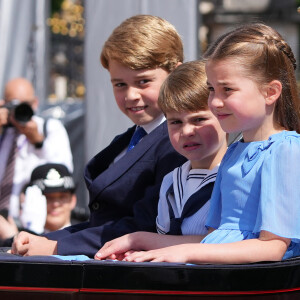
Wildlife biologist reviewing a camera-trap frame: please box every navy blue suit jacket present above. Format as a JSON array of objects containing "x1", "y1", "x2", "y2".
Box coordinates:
[{"x1": 46, "y1": 121, "x2": 186, "y2": 257}]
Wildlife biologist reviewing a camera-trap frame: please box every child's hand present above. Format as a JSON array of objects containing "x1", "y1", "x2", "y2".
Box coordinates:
[
  {"x1": 11, "y1": 231, "x2": 57, "y2": 256},
  {"x1": 123, "y1": 244, "x2": 189, "y2": 263},
  {"x1": 94, "y1": 233, "x2": 139, "y2": 260}
]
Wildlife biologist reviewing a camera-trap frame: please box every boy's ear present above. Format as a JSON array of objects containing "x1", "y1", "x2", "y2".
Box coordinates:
[
  {"x1": 175, "y1": 62, "x2": 182, "y2": 68},
  {"x1": 70, "y1": 194, "x2": 77, "y2": 210},
  {"x1": 265, "y1": 80, "x2": 282, "y2": 105}
]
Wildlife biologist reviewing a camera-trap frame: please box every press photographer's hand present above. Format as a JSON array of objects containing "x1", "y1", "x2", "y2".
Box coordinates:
[
  {"x1": 11, "y1": 117, "x2": 44, "y2": 146},
  {"x1": 0, "y1": 100, "x2": 9, "y2": 128}
]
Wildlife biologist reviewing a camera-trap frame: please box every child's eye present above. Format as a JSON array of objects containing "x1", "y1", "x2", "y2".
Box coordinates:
[
  {"x1": 114, "y1": 82, "x2": 126, "y2": 88},
  {"x1": 169, "y1": 120, "x2": 181, "y2": 125},
  {"x1": 207, "y1": 86, "x2": 214, "y2": 92},
  {"x1": 224, "y1": 87, "x2": 233, "y2": 92},
  {"x1": 139, "y1": 79, "x2": 150, "y2": 85},
  {"x1": 195, "y1": 118, "x2": 206, "y2": 123}
]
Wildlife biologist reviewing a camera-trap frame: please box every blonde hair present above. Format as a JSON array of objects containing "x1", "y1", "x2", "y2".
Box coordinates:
[
  {"x1": 100, "y1": 15, "x2": 183, "y2": 72},
  {"x1": 204, "y1": 23, "x2": 300, "y2": 132},
  {"x1": 158, "y1": 60, "x2": 209, "y2": 113}
]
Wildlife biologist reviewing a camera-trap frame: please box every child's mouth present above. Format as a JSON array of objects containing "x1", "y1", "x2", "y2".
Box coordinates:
[
  {"x1": 183, "y1": 142, "x2": 201, "y2": 150},
  {"x1": 129, "y1": 106, "x2": 147, "y2": 112},
  {"x1": 217, "y1": 113, "x2": 230, "y2": 120}
]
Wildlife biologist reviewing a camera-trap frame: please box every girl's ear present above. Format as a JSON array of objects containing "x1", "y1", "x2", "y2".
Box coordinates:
[{"x1": 265, "y1": 80, "x2": 282, "y2": 105}]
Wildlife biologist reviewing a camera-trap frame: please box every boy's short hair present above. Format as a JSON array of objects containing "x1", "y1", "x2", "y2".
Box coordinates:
[
  {"x1": 158, "y1": 60, "x2": 209, "y2": 113},
  {"x1": 100, "y1": 15, "x2": 183, "y2": 72}
]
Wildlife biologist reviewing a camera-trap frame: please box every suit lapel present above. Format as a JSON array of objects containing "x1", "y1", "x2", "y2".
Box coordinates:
[
  {"x1": 85, "y1": 126, "x2": 135, "y2": 187},
  {"x1": 88, "y1": 122, "x2": 166, "y2": 202}
]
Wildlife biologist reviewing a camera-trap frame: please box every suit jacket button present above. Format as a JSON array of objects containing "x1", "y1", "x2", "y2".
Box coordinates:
[{"x1": 92, "y1": 202, "x2": 100, "y2": 211}]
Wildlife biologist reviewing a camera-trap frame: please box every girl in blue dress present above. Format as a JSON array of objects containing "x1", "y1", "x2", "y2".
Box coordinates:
[{"x1": 115, "y1": 23, "x2": 300, "y2": 264}]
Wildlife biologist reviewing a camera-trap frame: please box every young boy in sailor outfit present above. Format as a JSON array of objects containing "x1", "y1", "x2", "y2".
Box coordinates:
[{"x1": 95, "y1": 60, "x2": 228, "y2": 260}]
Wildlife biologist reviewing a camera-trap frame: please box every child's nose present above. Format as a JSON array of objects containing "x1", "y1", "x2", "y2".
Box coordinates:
[
  {"x1": 209, "y1": 94, "x2": 224, "y2": 108},
  {"x1": 125, "y1": 87, "x2": 140, "y2": 101},
  {"x1": 181, "y1": 124, "x2": 195, "y2": 136}
]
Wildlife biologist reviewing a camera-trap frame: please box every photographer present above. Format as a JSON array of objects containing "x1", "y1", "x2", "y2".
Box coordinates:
[{"x1": 0, "y1": 78, "x2": 73, "y2": 219}]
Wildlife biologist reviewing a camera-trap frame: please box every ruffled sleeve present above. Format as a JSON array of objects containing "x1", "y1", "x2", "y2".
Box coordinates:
[{"x1": 254, "y1": 133, "x2": 300, "y2": 242}]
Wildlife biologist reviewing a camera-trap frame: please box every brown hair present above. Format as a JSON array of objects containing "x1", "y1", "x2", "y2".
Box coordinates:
[
  {"x1": 100, "y1": 15, "x2": 183, "y2": 72},
  {"x1": 204, "y1": 23, "x2": 300, "y2": 132},
  {"x1": 158, "y1": 60, "x2": 209, "y2": 113}
]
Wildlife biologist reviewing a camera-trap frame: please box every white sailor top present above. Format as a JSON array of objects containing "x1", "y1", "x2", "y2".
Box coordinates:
[{"x1": 156, "y1": 160, "x2": 219, "y2": 235}]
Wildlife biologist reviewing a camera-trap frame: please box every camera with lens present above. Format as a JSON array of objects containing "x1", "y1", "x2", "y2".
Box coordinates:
[{"x1": 2, "y1": 99, "x2": 34, "y2": 126}]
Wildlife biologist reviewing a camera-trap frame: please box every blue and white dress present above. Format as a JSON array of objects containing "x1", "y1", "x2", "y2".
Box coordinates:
[
  {"x1": 156, "y1": 161, "x2": 218, "y2": 236},
  {"x1": 201, "y1": 131, "x2": 300, "y2": 260}
]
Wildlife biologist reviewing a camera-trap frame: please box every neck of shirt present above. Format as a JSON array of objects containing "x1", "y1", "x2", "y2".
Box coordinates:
[{"x1": 141, "y1": 114, "x2": 165, "y2": 135}]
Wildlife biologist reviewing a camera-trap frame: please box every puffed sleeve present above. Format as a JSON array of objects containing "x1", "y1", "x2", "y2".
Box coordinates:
[{"x1": 255, "y1": 134, "x2": 300, "y2": 242}]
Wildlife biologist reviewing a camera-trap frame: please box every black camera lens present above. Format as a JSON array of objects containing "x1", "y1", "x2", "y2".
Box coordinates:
[{"x1": 13, "y1": 102, "x2": 34, "y2": 124}]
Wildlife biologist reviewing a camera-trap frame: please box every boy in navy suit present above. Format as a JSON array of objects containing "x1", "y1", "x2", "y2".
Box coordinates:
[
  {"x1": 11, "y1": 15, "x2": 186, "y2": 257},
  {"x1": 94, "y1": 60, "x2": 228, "y2": 261}
]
